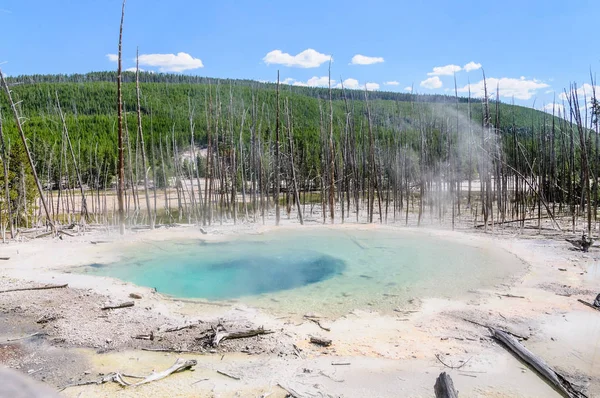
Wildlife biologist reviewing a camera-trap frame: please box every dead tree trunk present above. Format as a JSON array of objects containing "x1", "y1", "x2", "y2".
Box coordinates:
[
  {"x1": 55, "y1": 92, "x2": 88, "y2": 223},
  {"x1": 0, "y1": 69, "x2": 55, "y2": 233},
  {"x1": 135, "y1": 48, "x2": 153, "y2": 229},
  {"x1": 116, "y1": 0, "x2": 126, "y2": 235},
  {"x1": 275, "y1": 71, "x2": 281, "y2": 226},
  {"x1": 0, "y1": 107, "x2": 14, "y2": 239}
]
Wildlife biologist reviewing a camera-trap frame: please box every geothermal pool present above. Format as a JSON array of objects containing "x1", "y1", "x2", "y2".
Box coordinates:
[{"x1": 84, "y1": 228, "x2": 524, "y2": 315}]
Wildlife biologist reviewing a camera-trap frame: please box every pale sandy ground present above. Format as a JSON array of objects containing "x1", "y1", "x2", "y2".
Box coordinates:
[{"x1": 0, "y1": 219, "x2": 599, "y2": 397}]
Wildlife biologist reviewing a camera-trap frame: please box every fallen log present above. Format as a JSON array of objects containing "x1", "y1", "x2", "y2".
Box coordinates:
[
  {"x1": 0, "y1": 284, "x2": 68, "y2": 294},
  {"x1": 127, "y1": 358, "x2": 197, "y2": 386},
  {"x1": 461, "y1": 318, "x2": 529, "y2": 340},
  {"x1": 60, "y1": 358, "x2": 197, "y2": 390},
  {"x1": 491, "y1": 327, "x2": 587, "y2": 398},
  {"x1": 577, "y1": 299, "x2": 600, "y2": 312},
  {"x1": 434, "y1": 372, "x2": 458, "y2": 398},
  {"x1": 309, "y1": 337, "x2": 332, "y2": 347},
  {"x1": 0, "y1": 257, "x2": 9, "y2": 260},
  {"x1": 101, "y1": 301, "x2": 134, "y2": 310},
  {"x1": 212, "y1": 327, "x2": 273, "y2": 346}
]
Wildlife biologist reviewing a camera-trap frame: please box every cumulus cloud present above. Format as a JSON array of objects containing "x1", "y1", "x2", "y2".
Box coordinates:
[
  {"x1": 420, "y1": 76, "x2": 443, "y2": 89},
  {"x1": 457, "y1": 76, "x2": 549, "y2": 100},
  {"x1": 543, "y1": 103, "x2": 565, "y2": 115},
  {"x1": 106, "y1": 54, "x2": 118, "y2": 62},
  {"x1": 350, "y1": 54, "x2": 384, "y2": 65},
  {"x1": 463, "y1": 62, "x2": 482, "y2": 72},
  {"x1": 334, "y1": 78, "x2": 379, "y2": 91},
  {"x1": 384, "y1": 81, "x2": 400, "y2": 86},
  {"x1": 427, "y1": 64, "x2": 462, "y2": 76},
  {"x1": 282, "y1": 76, "x2": 333, "y2": 87},
  {"x1": 404, "y1": 86, "x2": 413, "y2": 92},
  {"x1": 137, "y1": 52, "x2": 203, "y2": 72},
  {"x1": 558, "y1": 83, "x2": 600, "y2": 101},
  {"x1": 338, "y1": 78, "x2": 360, "y2": 89},
  {"x1": 263, "y1": 49, "x2": 331, "y2": 68}
]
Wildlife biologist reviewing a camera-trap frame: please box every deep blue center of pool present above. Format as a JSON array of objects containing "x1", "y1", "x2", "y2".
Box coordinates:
[{"x1": 88, "y1": 242, "x2": 346, "y2": 300}]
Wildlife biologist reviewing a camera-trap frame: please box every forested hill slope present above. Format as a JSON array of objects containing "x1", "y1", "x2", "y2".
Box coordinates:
[{"x1": 0, "y1": 71, "x2": 562, "y2": 188}]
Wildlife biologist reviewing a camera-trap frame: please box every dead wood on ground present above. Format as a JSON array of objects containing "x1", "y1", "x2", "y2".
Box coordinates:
[
  {"x1": 0, "y1": 284, "x2": 68, "y2": 294},
  {"x1": 309, "y1": 336, "x2": 332, "y2": 347},
  {"x1": 101, "y1": 301, "x2": 134, "y2": 310},
  {"x1": 434, "y1": 372, "x2": 459, "y2": 398},
  {"x1": 490, "y1": 327, "x2": 587, "y2": 398},
  {"x1": 59, "y1": 358, "x2": 197, "y2": 391}
]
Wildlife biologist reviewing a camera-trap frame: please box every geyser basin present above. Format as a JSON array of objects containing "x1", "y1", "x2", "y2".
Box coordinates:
[{"x1": 84, "y1": 228, "x2": 524, "y2": 315}]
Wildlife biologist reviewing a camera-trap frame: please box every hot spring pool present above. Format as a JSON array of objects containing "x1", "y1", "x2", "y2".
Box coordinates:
[{"x1": 83, "y1": 228, "x2": 524, "y2": 315}]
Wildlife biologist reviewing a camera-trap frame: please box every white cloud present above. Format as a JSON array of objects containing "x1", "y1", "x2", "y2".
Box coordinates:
[
  {"x1": 427, "y1": 64, "x2": 461, "y2": 76},
  {"x1": 457, "y1": 76, "x2": 549, "y2": 100},
  {"x1": 137, "y1": 52, "x2": 203, "y2": 72},
  {"x1": 106, "y1": 54, "x2": 118, "y2": 62},
  {"x1": 404, "y1": 86, "x2": 413, "y2": 92},
  {"x1": 338, "y1": 78, "x2": 360, "y2": 90},
  {"x1": 306, "y1": 76, "x2": 333, "y2": 87},
  {"x1": 351, "y1": 54, "x2": 384, "y2": 65},
  {"x1": 420, "y1": 76, "x2": 443, "y2": 89},
  {"x1": 125, "y1": 67, "x2": 144, "y2": 72},
  {"x1": 543, "y1": 103, "x2": 565, "y2": 115},
  {"x1": 558, "y1": 83, "x2": 600, "y2": 101},
  {"x1": 284, "y1": 76, "x2": 333, "y2": 87},
  {"x1": 384, "y1": 81, "x2": 400, "y2": 86},
  {"x1": 463, "y1": 61, "x2": 482, "y2": 72},
  {"x1": 335, "y1": 78, "x2": 378, "y2": 90},
  {"x1": 263, "y1": 48, "x2": 331, "y2": 68}
]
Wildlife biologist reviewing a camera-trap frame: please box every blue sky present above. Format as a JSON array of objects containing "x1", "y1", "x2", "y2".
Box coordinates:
[{"x1": 1, "y1": 0, "x2": 599, "y2": 110}]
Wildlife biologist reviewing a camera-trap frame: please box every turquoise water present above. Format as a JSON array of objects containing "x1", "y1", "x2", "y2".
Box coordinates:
[{"x1": 84, "y1": 228, "x2": 524, "y2": 315}]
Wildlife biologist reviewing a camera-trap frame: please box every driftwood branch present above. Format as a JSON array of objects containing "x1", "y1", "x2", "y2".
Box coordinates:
[
  {"x1": 309, "y1": 336, "x2": 332, "y2": 347},
  {"x1": 434, "y1": 372, "x2": 459, "y2": 398},
  {"x1": 140, "y1": 347, "x2": 201, "y2": 353},
  {"x1": 216, "y1": 370, "x2": 241, "y2": 380},
  {"x1": 0, "y1": 284, "x2": 68, "y2": 294},
  {"x1": 101, "y1": 301, "x2": 134, "y2": 310},
  {"x1": 491, "y1": 327, "x2": 587, "y2": 398},
  {"x1": 60, "y1": 358, "x2": 197, "y2": 391},
  {"x1": 212, "y1": 327, "x2": 273, "y2": 346},
  {"x1": 162, "y1": 323, "x2": 199, "y2": 333},
  {"x1": 304, "y1": 315, "x2": 331, "y2": 332},
  {"x1": 435, "y1": 354, "x2": 471, "y2": 370},
  {"x1": 577, "y1": 299, "x2": 600, "y2": 312}
]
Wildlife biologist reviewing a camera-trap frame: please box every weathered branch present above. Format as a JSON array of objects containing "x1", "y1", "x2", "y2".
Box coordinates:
[
  {"x1": 101, "y1": 301, "x2": 134, "y2": 310},
  {"x1": 0, "y1": 284, "x2": 68, "y2": 294}
]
